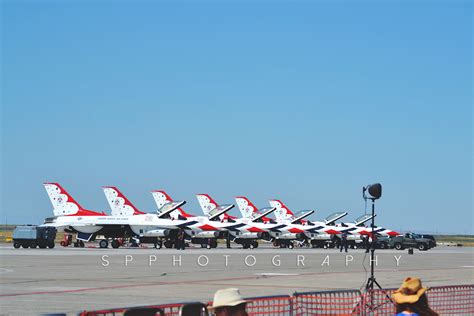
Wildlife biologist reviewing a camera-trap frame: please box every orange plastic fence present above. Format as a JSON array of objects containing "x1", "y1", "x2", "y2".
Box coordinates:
[
  {"x1": 361, "y1": 285, "x2": 474, "y2": 316},
  {"x1": 245, "y1": 295, "x2": 293, "y2": 315},
  {"x1": 78, "y1": 284, "x2": 474, "y2": 316},
  {"x1": 293, "y1": 290, "x2": 362, "y2": 316},
  {"x1": 79, "y1": 302, "x2": 182, "y2": 316}
]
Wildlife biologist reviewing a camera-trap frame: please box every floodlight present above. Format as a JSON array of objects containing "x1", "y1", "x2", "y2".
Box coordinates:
[{"x1": 363, "y1": 183, "x2": 382, "y2": 200}]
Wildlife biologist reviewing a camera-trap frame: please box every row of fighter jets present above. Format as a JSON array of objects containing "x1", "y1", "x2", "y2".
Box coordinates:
[{"x1": 42, "y1": 183, "x2": 400, "y2": 249}]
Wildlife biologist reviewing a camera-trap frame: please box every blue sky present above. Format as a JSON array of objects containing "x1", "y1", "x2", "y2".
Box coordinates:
[{"x1": 1, "y1": 1, "x2": 472, "y2": 234}]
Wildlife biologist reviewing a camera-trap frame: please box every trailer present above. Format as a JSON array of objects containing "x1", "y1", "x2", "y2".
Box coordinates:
[{"x1": 12, "y1": 225, "x2": 57, "y2": 249}]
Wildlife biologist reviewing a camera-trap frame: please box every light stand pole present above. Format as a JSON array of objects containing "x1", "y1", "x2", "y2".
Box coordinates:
[
  {"x1": 364, "y1": 198, "x2": 384, "y2": 310},
  {"x1": 361, "y1": 183, "x2": 392, "y2": 312},
  {"x1": 365, "y1": 198, "x2": 381, "y2": 291}
]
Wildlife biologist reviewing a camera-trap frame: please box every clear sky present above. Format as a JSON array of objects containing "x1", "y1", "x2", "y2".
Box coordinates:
[{"x1": 1, "y1": 1, "x2": 472, "y2": 234}]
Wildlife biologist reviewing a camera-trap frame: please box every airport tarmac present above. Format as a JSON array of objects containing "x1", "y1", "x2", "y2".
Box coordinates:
[{"x1": 0, "y1": 244, "x2": 473, "y2": 315}]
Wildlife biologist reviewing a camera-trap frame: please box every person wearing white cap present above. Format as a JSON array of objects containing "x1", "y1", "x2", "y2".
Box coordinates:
[{"x1": 208, "y1": 288, "x2": 248, "y2": 316}]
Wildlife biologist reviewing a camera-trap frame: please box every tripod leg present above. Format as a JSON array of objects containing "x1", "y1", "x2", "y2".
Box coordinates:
[
  {"x1": 365, "y1": 278, "x2": 372, "y2": 290},
  {"x1": 373, "y1": 279, "x2": 393, "y2": 303},
  {"x1": 373, "y1": 279, "x2": 383, "y2": 290}
]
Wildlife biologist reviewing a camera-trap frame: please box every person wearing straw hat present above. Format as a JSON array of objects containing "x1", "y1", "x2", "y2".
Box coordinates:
[
  {"x1": 392, "y1": 277, "x2": 438, "y2": 316},
  {"x1": 208, "y1": 288, "x2": 248, "y2": 316}
]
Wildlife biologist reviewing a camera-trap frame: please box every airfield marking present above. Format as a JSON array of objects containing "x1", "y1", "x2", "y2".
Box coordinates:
[
  {"x1": 256, "y1": 273, "x2": 299, "y2": 276},
  {"x1": 185, "y1": 281, "x2": 342, "y2": 290},
  {"x1": 0, "y1": 268, "x2": 13, "y2": 274},
  {"x1": 0, "y1": 266, "x2": 469, "y2": 298}
]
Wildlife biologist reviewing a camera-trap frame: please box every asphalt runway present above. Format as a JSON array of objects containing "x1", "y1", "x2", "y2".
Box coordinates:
[{"x1": 0, "y1": 244, "x2": 473, "y2": 315}]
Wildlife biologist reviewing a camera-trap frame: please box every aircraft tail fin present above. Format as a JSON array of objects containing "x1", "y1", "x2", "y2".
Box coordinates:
[
  {"x1": 196, "y1": 193, "x2": 219, "y2": 216},
  {"x1": 269, "y1": 199, "x2": 294, "y2": 223},
  {"x1": 235, "y1": 196, "x2": 259, "y2": 219},
  {"x1": 102, "y1": 186, "x2": 145, "y2": 216},
  {"x1": 43, "y1": 183, "x2": 104, "y2": 216},
  {"x1": 151, "y1": 190, "x2": 192, "y2": 218}
]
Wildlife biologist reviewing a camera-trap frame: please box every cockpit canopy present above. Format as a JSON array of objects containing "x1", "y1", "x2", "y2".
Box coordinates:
[
  {"x1": 252, "y1": 207, "x2": 276, "y2": 223},
  {"x1": 209, "y1": 204, "x2": 231, "y2": 217},
  {"x1": 354, "y1": 214, "x2": 375, "y2": 226},
  {"x1": 324, "y1": 211, "x2": 348, "y2": 225},
  {"x1": 291, "y1": 210, "x2": 314, "y2": 224},
  {"x1": 157, "y1": 201, "x2": 186, "y2": 219}
]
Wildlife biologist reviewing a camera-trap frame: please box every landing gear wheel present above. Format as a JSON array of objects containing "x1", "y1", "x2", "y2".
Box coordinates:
[
  {"x1": 207, "y1": 244, "x2": 212, "y2": 249},
  {"x1": 48, "y1": 241, "x2": 55, "y2": 249},
  {"x1": 164, "y1": 240, "x2": 173, "y2": 249},
  {"x1": 99, "y1": 239, "x2": 109, "y2": 249},
  {"x1": 210, "y1": 240, "x2": 218, "y2": 248},
  {"x1": 22, "y1": 243, "x2": 29, "y2": 248},
  {"x1": 79, "y1": 240, "x2": 85, "y2": 248},
  {"x1": 13, "y1": 241, "x2": 21, "y2": 249},
  {"x1": 395, "y1": 243, "x2": 403, "y2": 250},
  {"x1": 111, "y1": 240, "x2": 120, "y2": 249},
  {"x1": 39, "y1": 242, "x2": 47, "y2": 249},
  {"x1": 251, "y1": 241, "x2": 258, "y2": 249},
  {"x1": 30, "y1": 241, "x2": 37, "y2": 248},
  {"x1": 155, "y1": 241, "x2": 162, "y2": 249},
  {"x1": 288, "y1": 243, "x2": 294, "y2": 249}
]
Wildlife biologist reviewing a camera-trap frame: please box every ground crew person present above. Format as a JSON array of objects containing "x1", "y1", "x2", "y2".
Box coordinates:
[
  {"x1": 339, "y1": 233, "x2": 348, "y2": 253},
  {"x1": 176, "y1": 228, "x2": 186, "y2": 250},
  {"x1": 363, "y1": 235, "x2": 370, "y2": 253}
]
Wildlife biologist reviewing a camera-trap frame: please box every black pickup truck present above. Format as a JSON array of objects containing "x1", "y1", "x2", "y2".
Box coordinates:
[
  {"x1": 388, "y1": 233, "x2": 433, "y2": 251},
  {"x1": 420, "y1": 234, "x2": 437, "y2": 248}
]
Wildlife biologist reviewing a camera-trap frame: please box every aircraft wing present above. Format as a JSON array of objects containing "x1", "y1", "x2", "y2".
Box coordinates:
[
  {"x1": 157, "y1": 201, "x2": 186, "y2": 218},
  {"x1": 41, "y1": 222, "x2": 97, "y2": 228},
  {"x1": 291, "y1": 210, "x2": 315, "y2": 224},
  {"x1": 325, "y1": 211, "x2": 348, "y2": 225},
  {"x1": 209, "y1": 204, "x2": 234, "y2": 221},
  {"x1": 253, "y1": 207, "x2": 276, "y2": 222},
  {"x1": 41, "y1": 222, "x2": 65, "y2": 228}
]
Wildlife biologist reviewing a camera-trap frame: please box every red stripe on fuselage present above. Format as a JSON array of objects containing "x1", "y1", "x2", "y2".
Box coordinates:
[
  {"x1": 247, "y1": 226, "x2": 264, "y2": 233},
  {"x1": 199, "y1": 224, "x2": 218, "y2": 231},
  {"x1": 288, "y1": 227, "x2": 304, "y2": 233},
  {"x1": 66, "y1": 209, "x2": 105, "y2": 216}
]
